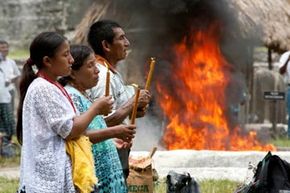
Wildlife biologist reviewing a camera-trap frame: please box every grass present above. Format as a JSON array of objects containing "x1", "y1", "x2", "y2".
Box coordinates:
[
  {"x1": 154, "y1": 179, "x2": 240, "y2": 193},
  {"x1": 0, "y1": 155, "x2": 20, "y2": 168},
  {"x1": 0, "y1": 177, "x2": 19, "y2": 193},
  {"x1": 0, "y1": 137, "x2": 21, "y2": 167},
  {"x1": 271, "y1": 136, "x2": 290, "y2": 147},
  {"x1": 0, "y1": 177, "x2": 240, "y2": 193},
  {"x1": 199, "y1": 179, "x2": 240, "y2": 193},
  {"x1": 8, "y1": 49, "x2": 29, "y2": 60}
]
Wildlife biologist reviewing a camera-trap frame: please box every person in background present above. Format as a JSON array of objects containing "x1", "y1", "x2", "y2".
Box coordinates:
[
  {"x1": 0, "y1": 40, "x2": 20, "y2": 145},
  {"x1": 279, "y1": 51, "x2": 290, "y2": 138},
  {"x1": 0, "y1": 67, "x2": 14, "y2": 157},
  {"x1": 60, "y1": 44, "x2": 135, "y2": 193},
  {"x1": 87, "y1": 20, "x2": 151, "y2": 180},
  {"x1": 0, "y1": 40, "x2": 21, "y2": 111},
  {"x1": 16, "y1": 32, "x2": 111, "y2": 193}
]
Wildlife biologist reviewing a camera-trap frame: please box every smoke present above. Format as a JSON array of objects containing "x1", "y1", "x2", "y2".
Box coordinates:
[
  {"x1": 107, "y1": 0, "x2": 258, "y2": 149},
  {"x1": 131, "y1": 114, "x2": 166, "y2": 151}
]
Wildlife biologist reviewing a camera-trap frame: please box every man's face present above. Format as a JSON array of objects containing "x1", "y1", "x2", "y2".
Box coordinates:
[
  {"x1": 0, "y1": 43, "x2": 9, "y2": 58},
  {"x1": 108, "y1": 27, "x2": 130, "y2": 62}
]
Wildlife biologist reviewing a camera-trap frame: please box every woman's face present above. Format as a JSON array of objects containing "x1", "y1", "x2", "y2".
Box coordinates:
[
  {"x1": 73, "y1": 53, "x2": 99, "y2": 90},
  {"x1": 49, "y1": 40, "x2": 74, "y2": 77}
]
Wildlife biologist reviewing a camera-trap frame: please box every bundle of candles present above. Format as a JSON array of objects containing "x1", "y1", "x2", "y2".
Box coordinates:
[
  {"x1": 130, "y1": 57, "x2": 156, "y2": 124},
  {"x1": 103, "y1": 57, "x2": 156, "y2": 124},
  {"x1": 130, "y1": 84, "x2": 140, "y2": 124}
]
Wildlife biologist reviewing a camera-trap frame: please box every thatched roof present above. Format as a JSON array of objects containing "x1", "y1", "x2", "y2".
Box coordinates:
[
  {"x1": 229, "y1": 0, "x2": 290, "y2": 52},
  {"x1": 72, "y1": 1, "x2": 111, "y2": 44},
  {"x1": 72, "y1": 0, "x2": 290, "y2": 52}
]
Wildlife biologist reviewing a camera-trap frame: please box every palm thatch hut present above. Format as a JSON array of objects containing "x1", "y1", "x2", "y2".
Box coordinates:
[
  {"x1": 72, "y1": 0, "x2": 290, "y2": 53},
  {"x1": 229, "y1": 0, "x2": 290, "y2": 53}
]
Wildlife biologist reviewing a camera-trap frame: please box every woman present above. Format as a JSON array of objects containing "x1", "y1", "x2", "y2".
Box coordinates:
[
  {"x1": 16, "y1": 32, "x2": 113, "y2": 193},
  {"x1": 59, "y1": 44, "x2": 135, "y2": 193}
]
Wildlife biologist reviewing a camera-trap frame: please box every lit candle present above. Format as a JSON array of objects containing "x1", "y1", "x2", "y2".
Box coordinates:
[
  {"x1": 131, "y1": 85, "x2": 140, "y2": 124},
  {"x1": 104, "y1": 62, "x2": 110, "y2": 96},
  {"x1": 145, "y1": 57, "x2": 156, "y2": 90}
]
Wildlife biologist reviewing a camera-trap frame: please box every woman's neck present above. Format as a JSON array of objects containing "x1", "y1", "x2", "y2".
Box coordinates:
[
  {"x1": 69, "y1": 82, "x2": 86, "y2": 95},
  {"x1": 38, "y1": 69, "x2": 57, "y2": 82}
]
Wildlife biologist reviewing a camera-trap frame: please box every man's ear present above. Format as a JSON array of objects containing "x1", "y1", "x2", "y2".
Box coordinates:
[
  {"x1": 101, "y1": 40, "x2": 111, "y2": 52},
  {"x1": 42, "y1": 56, "x2": 52, "y2": 68}
]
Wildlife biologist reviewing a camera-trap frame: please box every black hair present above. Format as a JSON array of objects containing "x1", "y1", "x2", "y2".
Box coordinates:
[
  {"x1": 58, "y1": 44, "x2": 93, "y2": 86},
  {"x1": 16, "y1": 32, "x2": 66, "y2": 144},
  {"x1": 0, "y1": 40, "x2": 8, "y2": 45},
  {"x1": 87, "y1": 20, "x2": 121, "y2": 57}
]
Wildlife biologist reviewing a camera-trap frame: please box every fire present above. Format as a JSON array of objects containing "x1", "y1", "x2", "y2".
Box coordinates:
[{"x1": 156, "y1": 22, "x2": 275, "y2": 151}]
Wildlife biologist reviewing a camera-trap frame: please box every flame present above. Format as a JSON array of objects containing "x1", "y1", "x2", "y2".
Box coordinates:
[{"x1": 156, "y1": 22, "x2": 275, "y2": 151}]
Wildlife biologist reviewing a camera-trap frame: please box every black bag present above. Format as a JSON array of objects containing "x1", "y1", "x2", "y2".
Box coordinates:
[
  {"x1": 166, "y1": 170, "x2": 200, "y2": 193},
  {"x1": 235, "y1": 151, "x2": 290, "y2": 193}
]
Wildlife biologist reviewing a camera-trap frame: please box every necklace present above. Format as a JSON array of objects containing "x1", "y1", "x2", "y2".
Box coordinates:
[{"x1": 80, "y1": 90, "x2": 94, "y2": 103}]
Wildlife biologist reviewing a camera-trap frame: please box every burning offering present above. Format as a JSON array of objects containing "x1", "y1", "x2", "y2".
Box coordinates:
[{"x1": 156, "y1": 22, "x2": 275, "y2": 151}]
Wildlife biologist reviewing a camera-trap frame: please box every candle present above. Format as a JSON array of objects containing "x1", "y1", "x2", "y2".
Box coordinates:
[
  {"x1": 145, "y1": 57, "x2": 156, "y2": 90},
  {"x1": 104, "y1": 62, "x2": 110, "y2": 96},
  {"x1": 130, "y1": 85, "x2": 140, "y2": 124}
]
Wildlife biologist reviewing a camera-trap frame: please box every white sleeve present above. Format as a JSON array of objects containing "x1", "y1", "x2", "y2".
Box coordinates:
[
  {"x1": 279, "y1": 51, "x2": 290, "y2": 68},
  {"x1": 32, "y1": 84, "x2": 75, "y2": 139},
  {"x1": 12, "y1": 59, "x2": 21, "y2": 77}
]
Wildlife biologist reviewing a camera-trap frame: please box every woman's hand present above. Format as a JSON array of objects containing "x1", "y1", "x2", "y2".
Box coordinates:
[{"x1": 92, "y1": 96, "x2": 113, "y2": 115}]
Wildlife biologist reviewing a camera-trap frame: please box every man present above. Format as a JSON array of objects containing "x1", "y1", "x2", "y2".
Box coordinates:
[
  {"x1": 0, "y1": 40, "x2": 19, "y2": 146},
  {"x1": 279, "y1": 51, "x2": 290, "y2": 138},
  {"x1": 87, "y1": 20, "x2": 151, "y2": 179},
  {"x1": 0, "y1": 40, "x2": 20, "y2": 111}
]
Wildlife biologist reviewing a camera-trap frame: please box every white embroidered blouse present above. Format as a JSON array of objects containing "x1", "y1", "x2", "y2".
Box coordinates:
[{"x1": 18, "y1": 78, "x2": 76, "y2": 193}]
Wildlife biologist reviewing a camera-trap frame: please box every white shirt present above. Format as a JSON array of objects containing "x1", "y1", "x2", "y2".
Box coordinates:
[
  {"x1": 279, "y1": 51, "x2": 290, "y2": 84},
  {"x1": 0, "y1": 69, "x2": 11, "y2": 103},
  {"x1": 19, "y1": 78, "x2": 75, "y2": 193},
  {"x1": 89, "y1": 62, "x2": 135, "y2": 125},
  {"x1": 0, "y1": 58, "x2": 21, "y2": 91}
]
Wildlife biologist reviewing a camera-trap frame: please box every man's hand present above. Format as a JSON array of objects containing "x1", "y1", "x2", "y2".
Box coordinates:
[{"x1": 137, "y1": 89, "x2": 151, "y2": 109}]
